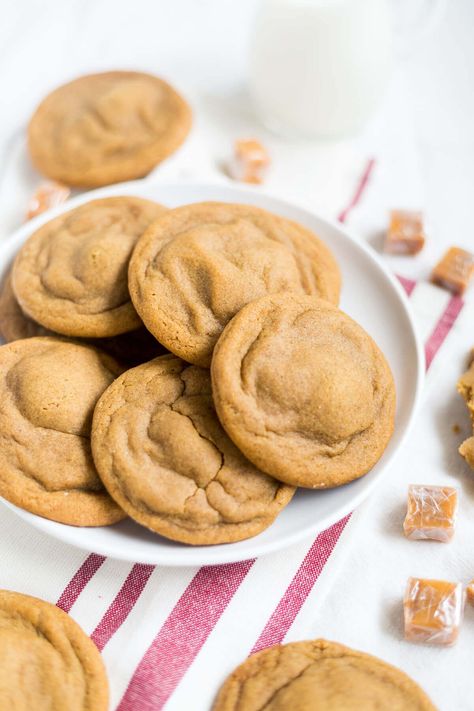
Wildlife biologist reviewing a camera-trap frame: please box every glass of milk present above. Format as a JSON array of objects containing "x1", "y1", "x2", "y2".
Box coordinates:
[{"x1": 249, "y1": 0, "x2": 444, "y2": 139}]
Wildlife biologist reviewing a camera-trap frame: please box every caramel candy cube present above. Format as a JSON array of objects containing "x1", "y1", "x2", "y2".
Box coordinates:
[
  {"x1": 385, "y1": 210, "x2": 425, "y2": 255},
  {"x1": 404, "y1": 577, "x2": 464, "y2": 645},
  {"x1": 431, "y1": 246, "x2": 474, "y2": 295},
  {"x1": 403, "y1": 485, "x2": 458, "y2": 542},
  {"x1": 466, "y1": 580, "x2": 474, "y2": 607},
  {"x1": 26, "y1": 181, "x2": 71, "y2": 220},
  {"x1": 229, "y1": 139, "x2": 270, "y2": 184}
]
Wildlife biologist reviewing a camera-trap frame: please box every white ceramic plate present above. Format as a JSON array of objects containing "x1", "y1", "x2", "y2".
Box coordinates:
[{"x1": 0, "y1": 180, "x2": 424, "y2": 566}]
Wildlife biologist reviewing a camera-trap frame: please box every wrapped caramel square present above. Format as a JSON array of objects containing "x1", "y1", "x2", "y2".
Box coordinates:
[
  {"x1": 404, "y1": 577, "x2": 463, "y2": 646},
  {"x1": 466, "y1": 580, "x2": 474, "y2": 607},
  {"x1": 403, "y1": 484, "x2": 458, "y2": 542},
  {"x1": 431, "y1": 247, "x2": 474, "y2": 295},
  {"x1": 385, "y1": 210, "x2": 425, "y2": 255},
  {"x1": 26, "y1": 181, "x2": 70, "y2": 220},
  {"x1": 229, "y1": 139, "x2": 270, "y2": 184}
]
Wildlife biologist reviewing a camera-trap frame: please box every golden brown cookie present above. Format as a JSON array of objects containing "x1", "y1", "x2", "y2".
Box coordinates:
[
  {"x1": 212, "y1": 639, "x2": 436, "y2": 711},
  {"x1": 12, "y1": 197, "x2": 165, "y2": 338},
  {"x1": 457, "y1": 356, "x2": 474, "y2": 468},
  {"x1": 129, "y1": 202, "x2": 341, "y2": 366},
  {"x1": 0, "y1": 269, "x2": 53, "y2": 341},
  {"x1": 28, "y1": 71, "x2": 192, "y2": 187},
  {"x1": 0, "y1": 337, "x2": 125, "y2": 526},
  {"x1": 0, "y1": 589, "x2": 108, "y2": 710},
  {"x1": 211, "y1": 294, "x2": 395, "y2": 488},
  {"x1": 91, "y1": 354, "x2": 294, "y2": 544}
]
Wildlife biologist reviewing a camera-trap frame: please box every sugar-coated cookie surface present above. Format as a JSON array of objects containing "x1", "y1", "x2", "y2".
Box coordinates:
[
  {"x1": 212, "y1": 639, "x2": 436, "y2": 710},
  {"x1": 28, "y1": 71, "x2": 192, "y2": 187},
  {"x1": 12, "y1": 197, "x2": 165, "y2": 338},
  {"x1": 211, "y1": 294, "x2": 395, "y2": 488},
  {"x1": 0, "y1": 337, "x2": 125, "y2": 526},
  {"x1": 91, "y1": 354, "x2": 294, "y2": 544},
  {"x1": 128, "y1": 202, "x2": 341, "y2": 366},
  {"x1": 0, "y1": 589, "x2": 109, "y2": 711}
]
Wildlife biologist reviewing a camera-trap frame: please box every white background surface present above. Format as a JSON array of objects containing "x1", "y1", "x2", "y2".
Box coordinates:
[{"x1": 1, "y1": 2, "x2": 474, "y2": 710}]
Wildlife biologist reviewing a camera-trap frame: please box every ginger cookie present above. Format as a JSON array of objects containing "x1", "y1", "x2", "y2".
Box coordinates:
[
  {"x1": 28, "y1": 71, "x2": 192, "y2": 187},
  {"x1": 212, "y1": 639, "x2": 436, "y2": 711},
  {"x1": 0, "y1": 337, "x2": 125, "y2": 526},
  {"x1": 211, "y1": 294, "x2": 395, "y2": 488},
  {"x1": 12, "y1": 196, "x2": 165, "y2": 338},
  {"x1": 91, "y1": 354, "x2": 294, "y2": 545},
  {"x1": 0, "y1": 589, "x2": 108, "y2": 710},
  {"x1": 128, "y1": 202, "x2": 341, "y2": 366}
]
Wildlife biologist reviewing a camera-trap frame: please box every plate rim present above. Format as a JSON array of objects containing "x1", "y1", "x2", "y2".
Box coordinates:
[{"x1": 0, "y1": 178, "x2": 425, "y2": 566}]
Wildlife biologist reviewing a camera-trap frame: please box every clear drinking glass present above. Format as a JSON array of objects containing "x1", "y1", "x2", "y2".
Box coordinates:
[{"x1": 249, "y1": 0, "x2": 445, "y2": 139}]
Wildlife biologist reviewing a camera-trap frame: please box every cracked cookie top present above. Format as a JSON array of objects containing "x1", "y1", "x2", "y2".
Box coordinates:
[
  {"x1": 0, "y1": 337, "x2": 125, "y2": 526},
  {"x1": 12, "y1": 197, "x2": 165, "y2": 338},
  {"x1": 128, "y1": 202, "x2": 341, "y2": 366},
  {"x1": 91, "y1": 353, "x2": 294, "y2": 544},
  {"x1": 212, "y1": 639, "x2": 436, "y2": 711},
  {"x1": 211, "y1": 294, "x2": 396, "y2": 488},
  {"x1": 0, "y1": 589, "x2": 109, "y2": 711},
  {"x1": 28, "y1": 71, "x2": 192, "y2": 187}
]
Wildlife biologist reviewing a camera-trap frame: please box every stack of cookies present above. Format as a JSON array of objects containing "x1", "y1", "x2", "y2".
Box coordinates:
[{"x1": 0, "y1": 197, "x2": 396, "y2": 546}]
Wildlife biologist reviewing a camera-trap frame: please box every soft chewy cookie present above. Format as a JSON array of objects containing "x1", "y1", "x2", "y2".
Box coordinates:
[
  {"x1": 91, "y1": 354, "x2": 294, "y2": 544},
  {"x1": 12, "y1": 197, "x2": 165, "y2": 338},
  {"x1": 129, "y1": 202, "x2": 341, "y2": 366},
  {"x1": 212, "y1": 639, "x2": 436, "y2": 711},
  {"x1": 0, "y1": 337, "x2": 125, "y2": 525},
  {"x1": 0, "y1": 589, "x2": 108, "y2": 710},
  {"x1": 28, "y1": 71, "x2": 192, "y2": 187},
  {"x1": 211, "y1": 294, "x2": 395, "y2": 488}
]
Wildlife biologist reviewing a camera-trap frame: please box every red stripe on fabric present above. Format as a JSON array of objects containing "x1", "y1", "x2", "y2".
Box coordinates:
[
  {"x1": 117, "y1": 561, "x2": 254, "y2": 711},
  {"x1": 337, "y1": 158, "x2": 376, "y2": 224},
  {"x1": 396, "y1": 274, "x2": 417, "y2": 297},
  {"x1": 251, "y1": 516, "x2": 350, "y2": 654},
  {"x1": 425, "y1": 294, "x2": 464, "y2": 369},
  {"x1": 56, "y1": 553, "x2": 106, "y2": 613},
  {"x1": 91, "y1": 563, "x2": 155, "y2": 651}
]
